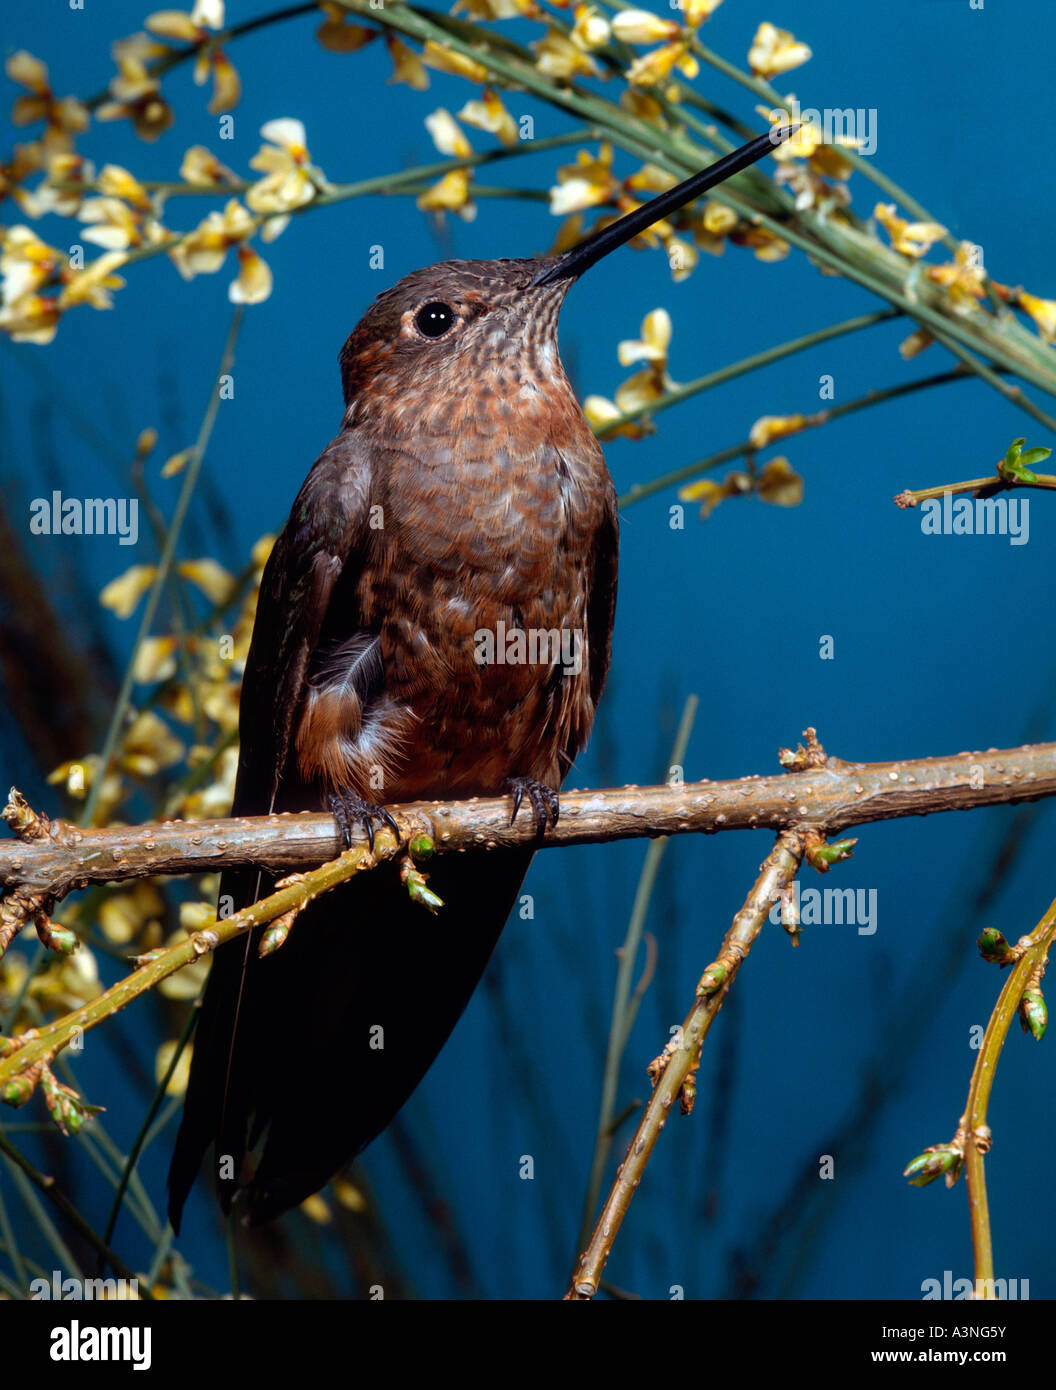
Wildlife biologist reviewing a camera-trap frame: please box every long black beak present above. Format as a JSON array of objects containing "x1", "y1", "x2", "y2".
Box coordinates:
[{"x1": 532, "y1": 125, "x2": 798, "y2": 287}]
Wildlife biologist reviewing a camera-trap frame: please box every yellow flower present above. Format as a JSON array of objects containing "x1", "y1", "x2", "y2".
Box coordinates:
[
  {"x1": 146, "y1": 0, "x2": 225, "y2": 40},
  {"x1": 618, "y1": 307, "x2": 671, "y2": 367},
  {"x1": 679, "y1": 474, "x2": 736, "y2": 519},
  {"x1": 97, "y1": 163, "x2": 153, "y2": 210},
  {"x1": 549, "y1": 143, "x2": 617, "y2": 216},
  {"x1": 386, "y1": 36, "x2": 429, "y2": 89},
  {"x1": 132, "y1": 635, "x2": 179, "y2": 684},
  {"x1": 454, "y1": 0, "x2": 540, "y2": 17},
  {"x1": 246, "y1": 119, "x2": 320, "y2": 236},
  {"x1": 665, "y1": 235, "x2": 698, "y2": 282},
  {"x1": 417, "y1": 168, "x2": 477, "y2": 221},
  {"x1": 748, "y1": 22, "x2": 812, "y2": 77},
  {"x1": 423, "y1": 40, "x2": 489, "y2": 83},
  {"x1": 425, "y1": 108, "x2": 473, "y2": 159},
  {"x1": 898, "y1": 327, "x2": 934, "y2": 360},
  {"x1": 179, "y1": 145, "x2": 237, "y2": 187},
  {"x1": 927, "y1": 241, "x2": 986, "y2": 313},
  {"x1": 1017, "y1": 290, "x2": 1056, "y2": 343},
  {"x1": 228, "y1": 244, "x2": 272, "y2": 304},
  {"x1": 458, "y1": 90, "x2": 518, "y2": 146},
  {"x1": 749, "y1": 414, "x2": 809, "y2": 450},
  {"x1": 77, "y1": 196, "x2": 157, "y2": 251},
  {"x1": 730, "y1": 225, "x2": 790, "y2": 261},
  {"x1": 120, "y1": 710, "x2": 184, "y2": 776},
  {"x1": 57, "y1": 251, "x2": 127, "y2": 309},
  {"x1": 874, "y1": 202, "x2": 947, "y2": 259},
  {"x1": 583, "y1": 393, "x2": 652, "y2": 441},
  {"x1": 611, "y1": 10, "x2": 680, "y2": 44},
  {"x1": 97, "y1": 38, "x2": 174, "y2": 141},
  {"x1": 195, "y1": 47, "x2": 241, "y2": 115},
  {"x1": 169, "y1": 198, "x2": 254, "y2": 279},
  {"x1": 533, "y1": 28, "x2": 601, "y2": 79},
  {"x1": 155, "y1": 1040, "x2": 192, "y2": 1096},
  {"x1": 570, "y1": 4, "x2": 611, "y2": 50},
  {"x1": 627, "y1": 41, "x2": 698, "y2": 86},
  {"x1": 1, "y1": 224, "x2": 63, "y2": 304},
  {"x1": 178, "y1": 557, "x2": 237, "y2": 603},
  {"x1": 99, "y1": 881, "x2": 165, "y2": 945},
  {"x1": 316, "y1": 4, "x2": 377, "y2": 53},
  {"x1": 6, "y1": 51, "x2": 89, "y2": 149},
  {"x1": 756, "y1": 456, "x2": 803, "y2": 507},
  {"x1": 100, "y1": 563, "x2": 158, "y2": 618},
  {"x1": 0, "y1": 291, "x2": 60, "y2": 344},
  {"x1": 682, "y1": 0, "x2": 722, "y2": 24}
]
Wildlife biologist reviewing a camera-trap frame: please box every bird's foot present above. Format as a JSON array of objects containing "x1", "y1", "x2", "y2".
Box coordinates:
[
  {"x1": 327, "y1": 788, "x2": 400, "y2": 854},
  {"x1": 502, "y1": 776, "x2": 559, "y2": 842}
]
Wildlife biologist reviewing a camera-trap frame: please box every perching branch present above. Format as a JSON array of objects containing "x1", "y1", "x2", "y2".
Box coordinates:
[{"x1": 3, "y1": 735, "x2": 1055, "y2": 904}]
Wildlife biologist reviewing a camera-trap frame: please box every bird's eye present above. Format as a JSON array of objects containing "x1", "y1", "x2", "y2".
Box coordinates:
[{"x1": 414, "y1": 301, "x2": 456, "y2": 338}]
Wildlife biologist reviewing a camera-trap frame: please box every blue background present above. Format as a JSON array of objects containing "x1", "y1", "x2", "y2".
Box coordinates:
[{"x1": 1, "y1": 0, "x2": 1054, "y2": 1299}]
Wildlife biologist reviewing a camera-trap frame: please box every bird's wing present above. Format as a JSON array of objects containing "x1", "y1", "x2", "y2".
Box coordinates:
[
  {"x1": 232, "y1": 430, "x2": 375, "y2": 819},
  {"x1": 167, "y1": 428, "x2": 374, "y2": 1232}
]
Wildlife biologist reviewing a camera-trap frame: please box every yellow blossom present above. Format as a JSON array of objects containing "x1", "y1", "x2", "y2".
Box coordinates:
[
  {"x1": 611, "y1": 10, "x2": 680, "y2": 45},
  {"x1": 627, "y1": 41, "x2": 698, "y2": 86},
  {"x1": 133, "y1": 635, "x2": 179, "y2": 684},
  {"x1": 570, "y1": 4, "x2": 611, "y2": 50},
  {"x1": 155, "y1": 1040, "x2": 192, "y2": 1096},
  {"x1": 874, "y1": 202, "x2": 947, "y2": 259},
  {"x1": 756, "y1": 456, "x2": 804, "y2": 507},
  {"x1": 417, "y1": 168, "x2": 477, "y2": 221},
  {"x1": 533, "y1": 28, "x2": 601, "y2": 79},
  {"x1": 179, "y1": 145, "x2": 237, "y2": 187},
  {"x1": 927, "y1": 242, "x2": 986, "y2": 314},
  {"x1": 195, "y1": 47, "x2": 241, "y2": 115},
  {"x1": 749, "y1": 414, "x2": 809, "y2": 450},
  {"x1": 57, "y1": 251, "x2": 127, "y2": 309},
  {"x1": 1, "y1": 224, "x2": 64, "y2": 303},
  {"x1": 899, "y1": 327, "x2": 934, "y2": 359},
  {"x1": 99, "y1": 881, "x2": 165, "y2": 945},
  {"x1": 1018, "y1": 290, "x2": 1056, "y2": 342},
  {"x1": 316, "y1": 4, "x2": 377, "y2": 53},
  {"x1": 682, "y1": 0, "x2": 722, "y2": 24},
  {"x1": 0, "y1": 292, "x2": 60, "y2": 344},
  {"x1": 100, "y1": 563, "x2": 158, "y2": 618},
  {"x1": 425, "y1": 108, "x2": 473, "y2": 159},
  {"x1": 6, "y1": 51, "x2": 89, "y2": 149},
  {"x1": 386, "y1": 36, "x2": 429, "y2": 89},
  {"x1": 169, "y1": 198, "x2": 254, "y2": 279},
  {"x1": 423, "y1": 40, "x2": 489, "y2": 82},
  {"x1": 121, "y1": 709, "x2": 184, "y2": 777},
  {"x1": 618, "y1": 307, "x2": 671, "y2": 367},
  {"x1": 146, "y1": 0, "x2": 225, "y2": 40},
  {"x1": 97, "y1": 37, "x2": 175, "y2": 141},
  {"x1": 246, "y1": 119, "x2": 320, "y2": 236},
  {"x1": 454, "y1": 0, "x2": 540, "y2": 17},
  {"x1": 679, "y1": 474, "x2": 739, "y2": 519},
  {"x1": 300, "y1": 1194, "x2": 332, "y2": 1225},
  {"x1": 458, "y1": 90, "x2": 518, "y2": 146},
  {"x1": 748, "y1": 22, "x2": 812, "y2": 77},
  {"x1": 665, "y1": 234, "x2": 698, "y2": 282},
  {"x1": 228, "y1": 244, "x2": 272, "y2": 304},
  {"x1": 730, "y1": 225, "x2": 790, "y2": 261},
  {"x1": 549, "y1": 143, "x2": 617, "y2": 216}
]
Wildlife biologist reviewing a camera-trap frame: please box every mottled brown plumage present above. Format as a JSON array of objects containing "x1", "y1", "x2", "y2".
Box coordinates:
[{"x1": 167, "y1": 129, "x2": 791, "y2": 1229}]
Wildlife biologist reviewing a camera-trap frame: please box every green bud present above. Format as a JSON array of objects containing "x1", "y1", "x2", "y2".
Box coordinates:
[
  {"x1": 978, "y1": 927, "x2": 1012, "y2": 965},
  {"x1": 408, "y1": 833, "x2": 436, "y2": 862},
  {"x1": 1019, "y1": 987, "x2": 1047, "y2": 1042},
  {"x1": 1, "y1": 1074, "x2": 38, "y2": 1108},
  {"x1": 806, "y1": 838, "x2": 857, "y2": 873},
  {"x1": 697, "y1": 963, "x2": 726, "y2": 996},
  {"x1": 904, "y1": 1145, "x2": 963, "y2": 1188},
  {"x1": 38, "y1": 923, "x2": 78, "y2": 955}
]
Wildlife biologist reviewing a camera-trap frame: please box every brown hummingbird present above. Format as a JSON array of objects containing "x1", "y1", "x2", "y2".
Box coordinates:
[{"x1": 167, "y1": 127, "x2": 794, "y2": 1230}]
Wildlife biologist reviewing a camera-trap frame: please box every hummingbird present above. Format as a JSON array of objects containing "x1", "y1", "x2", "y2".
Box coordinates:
[{"x1": 167, "y1": 127, "x2": 794, "y2": 1230}]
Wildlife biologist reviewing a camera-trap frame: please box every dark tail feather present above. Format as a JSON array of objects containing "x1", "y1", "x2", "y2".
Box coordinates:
[{"x1": 167, "y1": 847, "x2": 532, "y2": 1230}]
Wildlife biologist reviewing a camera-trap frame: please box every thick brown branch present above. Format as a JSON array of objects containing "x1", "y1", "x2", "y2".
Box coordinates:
[{"x1": 2, "y1": 738, "x2": 1055, "y2": 901}]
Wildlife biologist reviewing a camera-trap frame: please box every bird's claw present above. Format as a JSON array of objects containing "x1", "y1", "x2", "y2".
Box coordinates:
[
  {"x1": 327, "y1": 789, "x2": 400, "y2": 854},
  {"x1": 502, "y1": 776, "x2": 559, "y2": 842}
]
